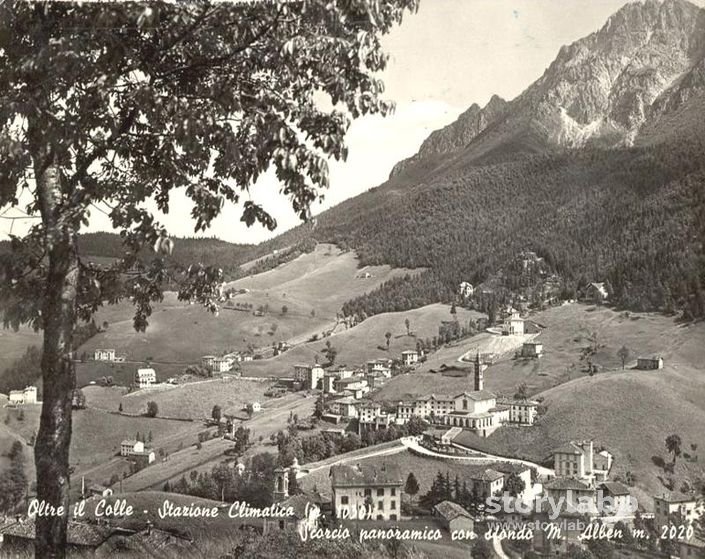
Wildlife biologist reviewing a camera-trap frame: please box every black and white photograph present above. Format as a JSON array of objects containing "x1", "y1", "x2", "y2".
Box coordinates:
[{"x1": 1, "y1": 0, "x2": 705, "y2": 557}]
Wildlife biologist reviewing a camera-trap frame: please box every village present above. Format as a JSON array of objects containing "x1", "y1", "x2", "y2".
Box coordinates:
[{"x1": 2, "y1": 283, "x2": 701, "y2": 559}]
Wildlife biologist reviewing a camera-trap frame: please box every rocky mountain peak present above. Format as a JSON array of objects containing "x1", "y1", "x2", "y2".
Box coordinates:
[{"x1": 390, "y1": 0, "x2": 705, "y2": 179}]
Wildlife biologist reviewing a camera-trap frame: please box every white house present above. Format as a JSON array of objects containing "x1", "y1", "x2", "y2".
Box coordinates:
[
  {"x1": 508, "y1": 400, "x2": 539, "y2": 425},
  {"x1": 653, "y1": 494, "x2": 704, "y2": 532},
  {"x1": 401, "y1": 350, "x2": 419, "y2": 366},
  {"x1": 331, "y1": 463, "x2": 403, "y2": 521},
  {"x1": 135, "y1": 368, "x2": 157, "y2": 388},
  {"x1": 93, "y1": 349, "x2": 116, "y2": 361},
  {"x1": 333, "y1": 376, "x2": 368, "y2": 396},
  {"x1": 120, "y1": 439, "x2": 155, "y2": 464},
  {"x1": 294, "y1": 364, "x2": 324, "y2": 390},
  {"x1": 8, "y1": 386, "x2": 38, "y2": 406},
  {"x1": 502, "y1": 310, "x2": 525, "y2": 336},
  {"x1": 250, "y1": 401, "x2": 262, "y2": 413},
  {"x1": 553, "y1": 440, "x2": 612, "y2": 486},
  {"x1": 366, "y1": 359, "x2": 393, "y2": 377},
  {"x1": 328, "y1": 396, "x2": 359, "y2": 418},
  {"x1": 120, "y1": 439, "x2": 144, "y2": 457}
]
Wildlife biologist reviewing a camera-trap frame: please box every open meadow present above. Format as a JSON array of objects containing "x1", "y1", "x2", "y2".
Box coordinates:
[
  {"x1": 240, "y1": 303, "x2": 483, "y2": 378},
  {"x1": 84, "y1": 377, "x2": 277, "y2": 420},
  {"x1": 72, "y1": 244, "x2": 414, "y2": 384}
]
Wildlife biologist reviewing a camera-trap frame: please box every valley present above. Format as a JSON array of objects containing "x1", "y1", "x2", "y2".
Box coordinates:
[{"x1": 1, "y1": 2, "x2": 705, "y2": 557}]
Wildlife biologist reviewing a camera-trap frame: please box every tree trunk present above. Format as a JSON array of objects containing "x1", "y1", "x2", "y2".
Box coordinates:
[{"x1": 33, "y1": 164, "x2": 78, "y2": 559}]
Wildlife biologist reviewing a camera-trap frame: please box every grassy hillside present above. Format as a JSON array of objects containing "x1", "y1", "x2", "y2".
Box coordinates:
[
  {"x1": 304, "y1": 138, "x2": 705, "y2": 321},
  {"x1": 0, "y1": 402, "x2": 204, "y2": 483},
  {"x1": 84, "y1": 378, "x2": 277, "y2": 420},
  {"x1": 372, "y1": 303, "x2": 701, "y2": 401},
  {"x1": 364, "y1": 303, "x2": 705, "y2": 509},
  {"x1": 241, "y1": 303, "x2": 482, "y2": 377},
  {"x1": 73, "y1": 244, "x2": 412, "y2": 383}
]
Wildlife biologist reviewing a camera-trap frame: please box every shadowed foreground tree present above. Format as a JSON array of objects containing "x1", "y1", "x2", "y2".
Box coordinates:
[{"x1": 0, "y1": 1, "x2": 418, "y2": 555}]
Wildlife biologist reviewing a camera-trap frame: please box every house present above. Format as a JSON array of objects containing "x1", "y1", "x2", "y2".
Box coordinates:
[
  {"x1": 584, "y1": 282, "x2": 609, "y2": 303},
  {"x1": 598, "y1": 481, "x2": 635, "y2": 516},
  {"x1": 358, "y1": 402, "x2": 382, "y2": 425},
  {"x1": 637, "y1": 356, "x2": 664, "y2": 370},
  {"x1": 459, "y1": 282, "x2": 475, "y2": 299},
  {"x1": 328, "y1": 396, "x2": 359, "y2": 418},
  {"x1": 467, "y1": 468, "x2": 505, "y2": 499},
  {"x1": 8, "y1": 386, "x2": 38, "y2": 406},
  {"x1": 396, "y1": 394, "x2": 456, "y2": 421},
  {"x1": 654, "y1": 494, "x2": 704, "y2": 532},
  {"x1": 330, "y1": 462, "x2": 403, "y2": 521},
  {"x1": 333, "y1": 376, "x2": 368, "y2": 396},
  {"x1": 120, "y1": 439, "x2": 156, "y2": 464},
  {"x1": 401, "y1": 350, "x2": 419, "y2": 367},
  {"x1": 121, "y1": 439, "x2": 145, "y2": 457},
  {"x1": 422, "y1": 427, "x2": 462, "y2": 448},
  {"x1": 250, "y1": 402, "x2": 262, "y2": 413},
  {"x1": 552, "y1": 440, "x2": 611, "y2": 486},
  {"x1": 93, "y1": 349, "x2": 116, "y2": 361},
  {"x1": 322, "y1": 374, "x2": 338, "y2": 394},
  {"x1": 327, "y1": 365, "x2": 354, "y2": 379},
  {"x1": 502, "y1": 310, "x2": 525, "y2": 336},
  {"x1": 434, "y1": 501, "x2": 474, "y2": 534},
  {"x1": 520, "y1": 341, "x2": 543, "y2": 358},
  {"x1": 508, "y1": 400, "x2": 539, "y2": 425},
  {"x1": 294, "y1": 364, "x2": 324, "y2": 390},
  {"x1": 358, "y1": 402, "x2": 394, "y2": 431},
  {"x1": 323, "y1": 366, "x2": 356, "y2": 393},
  {"x1": 367, "y1": 359, "x2": 393, "y2": 377},
  {"x1": 212, "y1": 356, "x2": 234, "y2": 373},
  {"x1": 135, "y1": 368, "x2": 156, "y2": 388},
  {"x1": 541, "y1": 477, "x2": 597, "y2": 516}
]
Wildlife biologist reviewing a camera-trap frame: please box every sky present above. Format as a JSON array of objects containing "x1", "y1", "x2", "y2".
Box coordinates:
[{"x1": 4, "y1": 0, "x2": 704, "y2": 244}]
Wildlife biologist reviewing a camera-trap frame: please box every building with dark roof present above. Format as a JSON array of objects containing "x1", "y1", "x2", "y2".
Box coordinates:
[
  {"x1": 654, "y1": 493, "x2": 704, "y2": 533},
  {"x1": 542, "y1": 477, "x2": 597, "y2": 516},
  {"x1": 433, "y1": 501, "x2": 474, "y2": 534},
  {"x1": 0, "y1": 519, "x2": 125, "y2": 555}
]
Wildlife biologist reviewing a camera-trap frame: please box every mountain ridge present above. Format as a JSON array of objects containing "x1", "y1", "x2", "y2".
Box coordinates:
[{"x1": 391, "y1": 0, "x2": 705, "y2": 180}]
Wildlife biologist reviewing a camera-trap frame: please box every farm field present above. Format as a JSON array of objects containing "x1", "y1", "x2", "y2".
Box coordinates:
[
  {"x1": 0, "y1": 403, "x2": 204, "y2": 481},
  {"x1": 75, "y1": 244, "x2": 413, "y2": 375},
  {"x1": 372, "y1": 303, "x2": 703, "y2": 402},
  {"x1": 240, "y1": 303, "x2": 483, "y2": 378},
  {"x1": 84, "y1": 377, "x2": 277, "y2": 420},
  {"x1": 119, "y1": 392, "x2": 316, "y2": 492}
]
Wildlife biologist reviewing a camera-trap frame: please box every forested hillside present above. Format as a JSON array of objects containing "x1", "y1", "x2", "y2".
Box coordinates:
[{"x1": 311, "y1": 138, "x2": 705, "y2": 320}]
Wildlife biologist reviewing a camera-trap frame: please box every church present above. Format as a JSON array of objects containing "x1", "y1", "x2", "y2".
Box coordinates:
[
  {"x1": 439, "y1": 352, "x2": 510, "y2": 437},
  {"x1": 396, "y1": 353, "x2": 512, "y2": 437}
]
